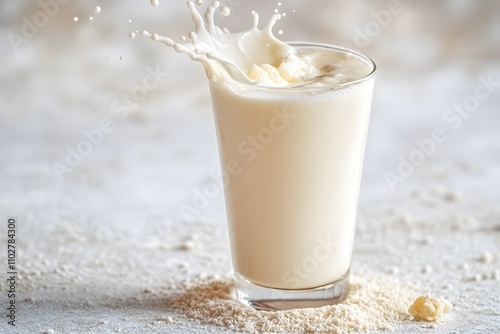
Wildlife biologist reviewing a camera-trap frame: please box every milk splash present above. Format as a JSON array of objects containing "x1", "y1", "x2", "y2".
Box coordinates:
[{"x1": 142, "y1": 1, "x2": 295, "y2": 86}]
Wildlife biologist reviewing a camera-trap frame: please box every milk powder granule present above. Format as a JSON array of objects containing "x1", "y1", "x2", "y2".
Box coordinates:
[{"x1": 409, "y1": 296, "x2": 453, "y2": 322}]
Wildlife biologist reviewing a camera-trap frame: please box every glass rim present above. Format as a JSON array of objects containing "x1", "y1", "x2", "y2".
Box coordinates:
[
  {"x1": 288, "y1": 41, "x2": 377, "y2": 84},
  {"x1": 220, "y1": 41, "x2": 376, "y2": 95}
]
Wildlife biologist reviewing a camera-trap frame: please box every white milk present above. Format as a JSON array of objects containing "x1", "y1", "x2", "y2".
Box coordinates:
[
  {"x1": 145, "y1": 1, "x2": 375, "y2": 290},
  {"x1": 211, "y1": 54, "x2": 374, "y2": 289}
]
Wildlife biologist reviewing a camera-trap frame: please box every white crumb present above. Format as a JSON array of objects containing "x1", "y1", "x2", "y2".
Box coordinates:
[{"x1": 409, "y1": 296, "x2": 452, "y2": 322}]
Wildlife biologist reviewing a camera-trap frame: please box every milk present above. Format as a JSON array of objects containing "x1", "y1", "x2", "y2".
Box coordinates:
[
  {"x1": 211, "y1": 47, "x2": 374, "y2": 289},
  {"x1": 145, "y1": 1, "x2": 375, "y2": 291}
]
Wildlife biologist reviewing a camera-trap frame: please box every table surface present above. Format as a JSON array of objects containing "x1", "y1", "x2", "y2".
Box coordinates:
[{"x1": 1, "y1": 1, "x2": 499, "y2": 333}]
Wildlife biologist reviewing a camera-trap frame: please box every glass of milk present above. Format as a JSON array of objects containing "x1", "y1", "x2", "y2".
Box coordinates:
[{"x1": 210, "y1": 43, "x2": 376, "y2": 311}]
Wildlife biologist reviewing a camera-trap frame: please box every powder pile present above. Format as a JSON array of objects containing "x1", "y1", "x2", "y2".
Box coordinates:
[{"x1": 166, "y1": 276, "x2": 416, "y2": 333}]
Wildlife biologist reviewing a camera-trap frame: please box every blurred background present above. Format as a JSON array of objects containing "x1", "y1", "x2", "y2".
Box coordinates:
[
  {"x1": 1, "y1": 0, "x2": 498, "y2": 226},
  {"x1": 0, "y1": 0, "x2": 499, "y2": 331}
]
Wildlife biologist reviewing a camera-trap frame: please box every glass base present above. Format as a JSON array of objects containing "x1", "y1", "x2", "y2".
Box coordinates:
[{"x1": 233, "y1": 270, "x2": 350, "y2": 311}]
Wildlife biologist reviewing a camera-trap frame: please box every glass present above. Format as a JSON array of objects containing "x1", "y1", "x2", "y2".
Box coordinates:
[{"x1": 209, "y1": 43, "x2": 376, "y2": 311}]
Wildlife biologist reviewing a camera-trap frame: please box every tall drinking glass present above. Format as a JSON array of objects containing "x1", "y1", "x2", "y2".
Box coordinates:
[{"x1": 209, "y1": 43, "x2": 376, "y2": 311}]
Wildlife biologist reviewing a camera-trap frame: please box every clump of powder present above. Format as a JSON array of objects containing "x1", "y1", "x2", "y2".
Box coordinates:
[
  {"x1": 166, "y1": 276, "x2": 416, "y2": 333},
  {"x1": 408, "y1": 295, "x2": 453, "y2": 322}
]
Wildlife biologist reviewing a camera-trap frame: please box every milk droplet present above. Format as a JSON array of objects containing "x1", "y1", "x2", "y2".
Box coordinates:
[
  {"x1": 106, "y1": 57, "x2": 110, "y2": 60},
  {"x1": 278, "y1": 29, "x2": 283, "y2": 35},
  {"x1": 282, "y1": 13, "x2": 287, "y2": 17},
  {"x1": 274, "y1": 9, "x2": 279, "y2": 13},
  {"x1": 150, "y1": 0, "x2": 159, "y2": 7},
  {"x1": 220, "y1": 6, "x2": 230, "y2": 16},
  {"x1": 128, "y1": 19, "x2": 132, "y2": 23},
  {"x1": 152, "y1": 33, "x2": 159, "y2": 41},
  {"x1": 129, "y1": 32, "x2": 136, "y2": 38},
  {"x1": 141, "y1": 30, "x2": 148, "y2": 36},
  {"x1": 196, "y1": 0, "x2": 203, "y2": 5},
  {"x1": 93, "y1": 6, "x2": 101, "y2": 14},
  {"x1": 120, "y1": 56, "x2": 125, "y2": 60},
  {"x1": 89, "y1": 16, "x2": 94, "y2": 21},
  {"x1": 188, "y1": 31, "x2": 196, "y2": 39},
  {"x1": 278, "y1": 2, "x2": 282, "y2": 6},
  {"x1": 73, "y1": 16, "x2": 78, "y2": 22},
  {"x1": 180, "y1": 36, "x2": 187, "y2": 42}
]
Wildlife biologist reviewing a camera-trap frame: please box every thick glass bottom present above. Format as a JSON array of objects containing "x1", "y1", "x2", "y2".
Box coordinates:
[{"x1": 233, "y1": 270, "x2": 350, "y2": 311}]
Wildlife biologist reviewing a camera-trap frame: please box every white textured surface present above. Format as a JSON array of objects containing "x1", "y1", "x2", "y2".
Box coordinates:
[{"x1": 0, "y1": 1, "x2": 499, "y2": 333}]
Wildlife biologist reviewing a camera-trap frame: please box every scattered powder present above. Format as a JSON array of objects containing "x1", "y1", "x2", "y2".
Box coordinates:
[
  {"x1": 43, "y1": 330, "x2": 55, "y2": 334},
  {"x1": 492, "y1": 269, "x2": 500, "y2": 280},
  {"x1": 157, "y1": 316, "x2": 175, "y2": 324},
  {"x1": 399, "y1": 212, "x2": 412, "y2": 226},
  {"x1": 166, "y1": 276, "x2": 416, "y2": 333},
  {"x1": 423, "y1": 235, "x2": 434, "y2": 245},
  {"x1": 178, "y1": 261, "x2": 190, "y2": 270},
  {"x1": 422, "y1": 265, "x2": 433, "y2": 274},
  {"x1": 389, "y1": 266, "x2": 400, "y2": 275},
  {"x1": 408, "y1": 296, "x2": 452, "y2": 322},
  {"x1": 180, "y1": 239, "x2": 198, "y2": 250},
  {"x1": 444, "y1": 191, "x2": 462, "y2": 202},
  {"x1": 478, "y1": 251, "x2": 494, "y2": 263},
  {"x1": 452, "y1": 214, "x2": 478, "y2": 231}
]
